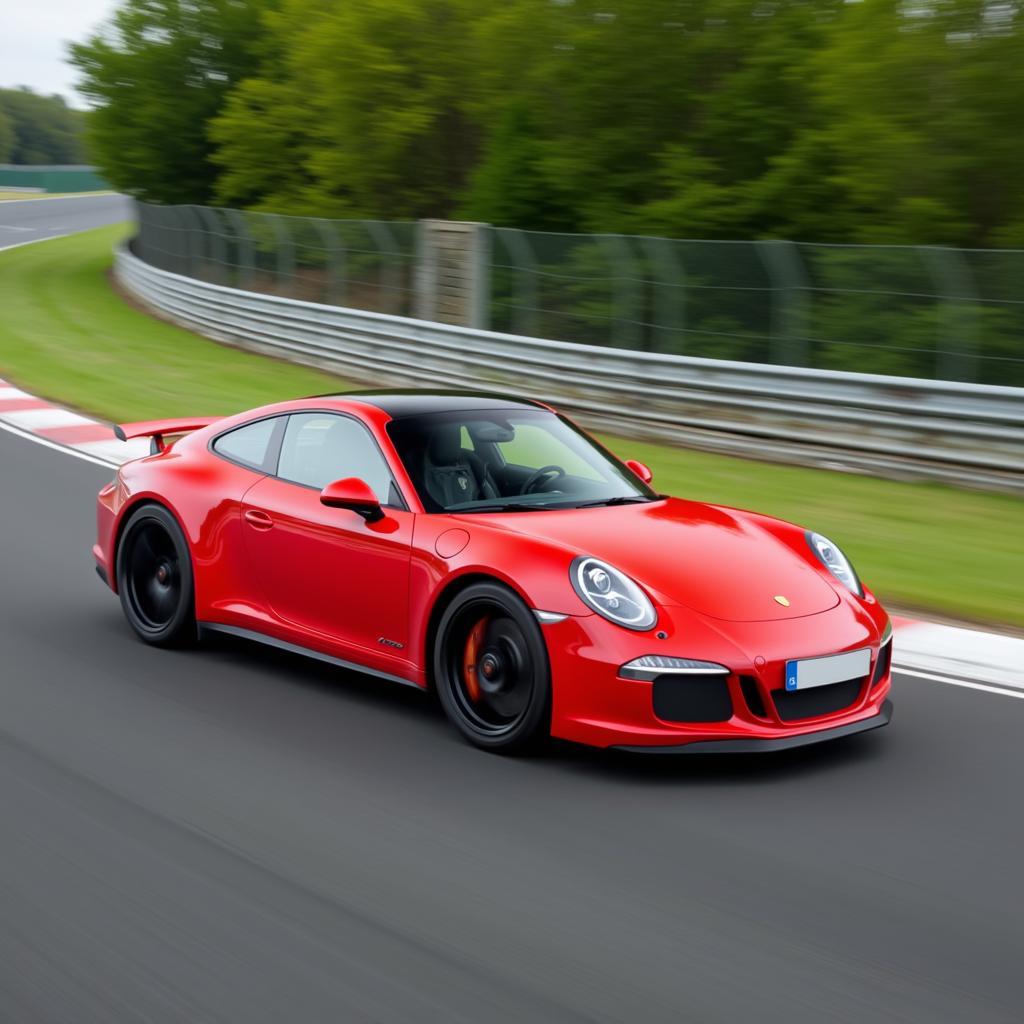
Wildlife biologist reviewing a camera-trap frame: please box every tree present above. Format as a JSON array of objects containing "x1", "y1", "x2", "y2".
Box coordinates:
[
  {"x1": 0, "y1": 106, "x2": 13, "y2": 163},
  {"x1": 0, "y1": 88, "x2": 87, "y2": 164},
  {"x1": 211, "y1": 0, "x2": 484, "y2": 217},
  {"x1": 69, "y1": 0, "x2": 273, "y2": 202}
]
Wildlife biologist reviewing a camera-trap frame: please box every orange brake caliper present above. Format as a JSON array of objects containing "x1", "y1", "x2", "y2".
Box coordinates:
[{"x1": 462, "y1": 616, "x2": 489, "y2": 703}]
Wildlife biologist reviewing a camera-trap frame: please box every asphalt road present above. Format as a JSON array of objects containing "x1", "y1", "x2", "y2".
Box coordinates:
[
  {"x1": 0, "y1": 193, "x2": 130, "y2": 250},
  {"x1": 1, "y1": 425, "x2": 1022, "y2": 1023}
]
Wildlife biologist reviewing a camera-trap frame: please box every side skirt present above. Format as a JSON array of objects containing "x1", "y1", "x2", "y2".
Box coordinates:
[{"x1": 198, "y1": 622, "x2": 424, "y2": 690}]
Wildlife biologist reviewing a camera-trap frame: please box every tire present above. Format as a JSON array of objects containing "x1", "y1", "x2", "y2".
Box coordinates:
[
  {"x1": 116, "y1": 503, "x2": 197, "y2": 647},
  {"x1": 433, "y1": 581, "x2": 551, "y2": 753}
]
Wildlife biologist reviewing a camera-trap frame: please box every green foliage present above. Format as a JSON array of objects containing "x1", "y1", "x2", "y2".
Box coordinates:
[
  {"x1": 0, "y1": 87, "x2": 86, "y2": 164},
  {"x1": 0, "y1": 106, "x2": 13, "y2": 163},
  {"x1": 74, "y1": 0, "x2": 1024, "y2": 247},
  {"x1": 69, "y1": 0, "x2": 273, "y2": 202}
]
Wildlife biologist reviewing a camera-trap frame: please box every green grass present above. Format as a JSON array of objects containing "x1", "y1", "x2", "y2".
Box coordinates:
[
  {"x1": 2, "y1": 224, "x2": 1021, "y2": 628},
  {"x1": 0, "y1": 224, "x2": 344, "y2": 421}
]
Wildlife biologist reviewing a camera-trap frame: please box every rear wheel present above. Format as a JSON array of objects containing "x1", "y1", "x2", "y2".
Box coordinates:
[
  {"x1": 434, "y1": 582, "x2": 551, "y2": 752},
  {"x1": 116, "y1": 503, "x2": 196, "y2": 647}
]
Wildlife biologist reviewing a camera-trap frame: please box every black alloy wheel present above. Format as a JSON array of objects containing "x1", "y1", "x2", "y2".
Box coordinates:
[
  {"x1": 434, "y1": 581, "x2": 551, "y2": 752},
  {"x1": 116, "y1": 503, "x2": 196, "y2": 647}
]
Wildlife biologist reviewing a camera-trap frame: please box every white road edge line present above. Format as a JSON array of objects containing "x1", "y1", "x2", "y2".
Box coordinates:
[
  {"x1": 895, "y1": 665, "x2": 1024, "y2": 700},
  {"x1": 0, "y1": 192, "x2": 117, "y2": 205},
  {"x1": 0, "y1": 418, "x2": 119, "y2": 469},
  {"x1": 0, "y1": 232, "x2": 71, "y2": 253}
]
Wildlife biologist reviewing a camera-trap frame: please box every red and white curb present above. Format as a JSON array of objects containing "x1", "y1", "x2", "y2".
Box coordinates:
[
  {"x1": 1, "y1": 375, "x2": 1022, "y2": 699},
  {"x1": 891, "y1": 617, "x2": 1023, "y2": 698},
  {"x1": 0, "y1": 377, "x2": 148, "y2": 466}
]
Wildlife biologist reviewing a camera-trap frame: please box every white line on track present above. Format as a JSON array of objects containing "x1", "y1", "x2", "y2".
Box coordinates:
[
  {"x1": 895, "y1": 666, "x2": 1024, "y2": 700},
  {"x1": 0, "y1": 192, "x2": 116, "y2": 205},
  {"x1": 0, "y1": 232, "x2": 70, "y2": 253},
  {"x1": 0, "y1": 418, "x2": 119, "y2": 469}
]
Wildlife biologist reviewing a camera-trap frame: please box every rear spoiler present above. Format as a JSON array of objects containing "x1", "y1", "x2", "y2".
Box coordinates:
[{"x1": 113, "y1": 417, "x2": 219, "y2": 454}]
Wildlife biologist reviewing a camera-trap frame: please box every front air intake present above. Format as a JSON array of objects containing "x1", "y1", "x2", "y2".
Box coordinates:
[
  {"x1": 772, "y1": 678, "x2": 863, "y2": 722},
  {"x1": 652, "y1": 674, "x2": 734, "y2": 723},
  {"x1": 871, "y1": 641, "x2": 893, "y2": 688}
]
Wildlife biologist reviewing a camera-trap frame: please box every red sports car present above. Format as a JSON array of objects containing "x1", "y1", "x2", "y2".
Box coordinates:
[{"x1": 94, "y1": 391, "x2": 892, "y2": 753}]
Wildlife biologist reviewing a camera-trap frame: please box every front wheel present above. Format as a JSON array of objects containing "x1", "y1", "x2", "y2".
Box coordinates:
[
  {"x1": 434, "y1": 582, "x2": 551, "y2": 753},
  {"x1": 116, "y1": 503, "x2": 196, "y2": 647}
]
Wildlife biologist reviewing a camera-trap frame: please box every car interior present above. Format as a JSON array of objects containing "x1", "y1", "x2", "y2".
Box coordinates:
[{"x1": 389, "y1": 411, "x2": 649, "y2": 513}]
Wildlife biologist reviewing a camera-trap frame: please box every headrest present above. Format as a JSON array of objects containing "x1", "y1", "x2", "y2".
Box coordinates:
[{"x1": 427, "y1": 422, "x2": 463, "y2": 466}]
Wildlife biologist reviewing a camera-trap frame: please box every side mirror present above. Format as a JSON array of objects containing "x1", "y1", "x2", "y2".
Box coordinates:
[
  {"x1": 320, "y1": 477, "x2": 384, "y2": 522},
  {"x1": 624, "y1": 459, "x2": 653, "y2": 485}
]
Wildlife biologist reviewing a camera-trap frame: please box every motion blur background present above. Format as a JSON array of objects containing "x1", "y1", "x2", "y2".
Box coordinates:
[
  {"x1": 1, "y1": 4, "x2": 1023, "y2": 1022},
  {"x1": 1, "y1": 0, "x2": 1022, "y2": 628}
]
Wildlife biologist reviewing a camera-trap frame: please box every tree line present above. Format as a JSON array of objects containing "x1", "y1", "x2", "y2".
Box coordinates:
[
  {"x1": 71, "y1": 0, "x2": 1024, "y2": 247},
  {"x1": 0, "y1": 88, "x2": 87, "y2": 165}
]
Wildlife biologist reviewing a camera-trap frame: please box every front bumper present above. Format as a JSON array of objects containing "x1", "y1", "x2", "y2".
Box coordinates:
[
  {"x1": 543, "y1": 597, "x2": 893, "y2": 749},
  {"x1": 613, "y1": 700, "x2": 892, "y2": 754}
]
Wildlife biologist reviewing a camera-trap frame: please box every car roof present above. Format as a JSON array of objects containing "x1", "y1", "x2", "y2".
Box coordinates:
[{"x1": 314, "y1": 389, "x2": 548, "y2": 419}]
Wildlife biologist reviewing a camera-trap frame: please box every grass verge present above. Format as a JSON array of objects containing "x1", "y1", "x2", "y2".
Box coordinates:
[{"x1": 1, "y1": 224, "x2": 1021, "y2": 628}]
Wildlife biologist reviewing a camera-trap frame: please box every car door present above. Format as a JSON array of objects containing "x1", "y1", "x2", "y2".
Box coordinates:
[{"x1": 241, "y1": 411, "x2": 414, "y2": 661}]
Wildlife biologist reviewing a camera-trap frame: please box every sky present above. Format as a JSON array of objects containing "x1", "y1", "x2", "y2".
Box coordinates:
[{"x1": 1, "y1": 0, "x2": 118, "y2": 108}]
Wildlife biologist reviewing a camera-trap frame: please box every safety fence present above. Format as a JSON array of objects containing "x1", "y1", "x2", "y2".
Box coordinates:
[
  {"x1": 114, "y1": 243, "x2": 1024, "y2": 494},
  {"x1": 134, "y1": 201, "x2": 1024, "y2": 387},
  {"x1": 0, "y1": 164, "x2": 109, "y2": 193}
]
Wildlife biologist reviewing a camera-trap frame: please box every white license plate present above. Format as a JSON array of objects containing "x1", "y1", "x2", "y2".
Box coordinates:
[{"x1": 784, "y1": 649, "x2": 870, "y2": 692}]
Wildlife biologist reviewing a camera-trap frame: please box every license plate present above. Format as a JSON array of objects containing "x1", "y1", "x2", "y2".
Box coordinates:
[{"x1": 784, "y1": 649, "x2": 871, "y2": 692}]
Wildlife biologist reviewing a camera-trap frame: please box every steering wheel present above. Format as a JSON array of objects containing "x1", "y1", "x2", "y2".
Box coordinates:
[{"x1": 521, "y1": 465, "x2": 566, "y2": 495}]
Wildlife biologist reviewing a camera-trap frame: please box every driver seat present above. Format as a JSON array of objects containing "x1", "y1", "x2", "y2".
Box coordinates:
[{"x1": 423, "y1": 424, "x2": 499, "y2": 508}]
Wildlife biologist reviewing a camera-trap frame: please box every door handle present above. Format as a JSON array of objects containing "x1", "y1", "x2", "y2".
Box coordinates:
[{"x1": 244, "y1": 509, "x2": 274, "y2": 530}]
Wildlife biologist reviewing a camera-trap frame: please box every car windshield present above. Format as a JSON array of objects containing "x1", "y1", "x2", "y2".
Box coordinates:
[{"x1": 386, "y1": 408, "x2": 657, "y2": 513}]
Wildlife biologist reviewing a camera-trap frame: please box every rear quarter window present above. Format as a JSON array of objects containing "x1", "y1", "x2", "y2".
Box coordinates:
[{"x1": 212, "y1": 418, "x2": 279, "y2": 471}]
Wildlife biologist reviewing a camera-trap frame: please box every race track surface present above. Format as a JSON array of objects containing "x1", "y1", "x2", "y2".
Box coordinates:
[
  {"x1": 0, "y1": 193, "x2": 130, "y2": 250},
  {"x1": 1, "y1": 426, "x2": 1022, "y2": 1023}
]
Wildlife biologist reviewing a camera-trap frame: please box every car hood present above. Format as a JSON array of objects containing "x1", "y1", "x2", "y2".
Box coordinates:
[{"x1": 472, "y1": 497, "x2": 840, "y2": 622}]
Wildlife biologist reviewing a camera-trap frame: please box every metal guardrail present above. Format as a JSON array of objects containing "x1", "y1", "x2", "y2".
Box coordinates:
[
  {"x1": 134, "y1": 201, "x2": 1024, "y2": 388},
  {"x1": 115, "y1": 243, "x2": 1024, "y2": 494}
]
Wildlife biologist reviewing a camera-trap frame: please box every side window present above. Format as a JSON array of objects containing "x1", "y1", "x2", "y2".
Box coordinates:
[
  {"x1": 212, "y1": 417, "x2": 279, "y2": 471},
  {"x1": 277, "y1": 413, "x2": 397, "y2": 503}
]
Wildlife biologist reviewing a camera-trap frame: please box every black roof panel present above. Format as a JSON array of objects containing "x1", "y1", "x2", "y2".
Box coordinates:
[{"x1": 321, "y1": 389, "x2": 545, "y2": 418}]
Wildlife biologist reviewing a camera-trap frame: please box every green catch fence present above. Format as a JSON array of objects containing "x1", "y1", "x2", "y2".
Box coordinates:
[
  {"x1": 133, "y1": 201, "x2": 1024, "y2": 386},
  {"x1": 0, "y1": 165, "x2": 109, "y2": 193}
]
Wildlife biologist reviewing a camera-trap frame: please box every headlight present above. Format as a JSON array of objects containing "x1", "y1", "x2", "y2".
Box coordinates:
[
  {"x1": 570, "y1": 556, "x2": 657, "y2": 630},
  {"x1": 807, "y1": 531, "x2": 862, "y2": 597}
]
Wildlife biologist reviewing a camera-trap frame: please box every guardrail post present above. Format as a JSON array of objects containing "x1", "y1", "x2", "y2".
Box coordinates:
[
  {"x1": 640, "y1": 236, "x2": 685, "y2": 353},
  {"x1": 471, "y1": 224, "x2": 491, "y2": 331},
  {"x1": 922, "y1": 246, "x2": 980, "y2": 383},
  {"x1": 415, "y1": 220, "x2": 437, "y2": 321},
  {"x1": 756, "y1": 239, "x2": 810, "y2": 366},
  {"x1": 182, "y1": 205, "x2": 208, "y2": 280},
  {"x1": 224, "y1": 208, "x2": 254, "y2": 291},
  {"x1": 196, "y1": 207, "x2": 227, "y2": 285},
  {"x1": 601, "y1": 234, "x2": 642, "y2": 349},
  {"x1": 312, "y1": 217, "x2": 345, "y2": 306},
  {"x1": 265, "y1": 214, "x2": 294, "y2": 296},
  {"x1": 133, "y1": 199, "x2": 149, "y2": 263},
  {"x1": 498, "y1": 228, "x2": 539, "y2": 338},
  {"x1": 366, "y1": 221, "x2": 401, "y2": 315}
]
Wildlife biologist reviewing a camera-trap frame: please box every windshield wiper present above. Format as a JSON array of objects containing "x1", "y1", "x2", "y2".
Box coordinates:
[
  {"x1": 453, "y1": 502, "x2": 554, "y2": 514},
  {"x1": 571, "y1": 496, "x2": 653, "y2": 509}
]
